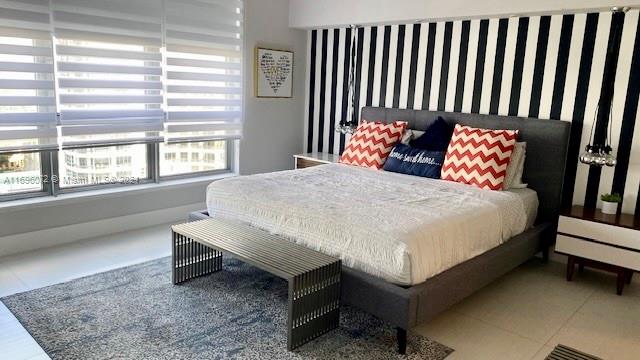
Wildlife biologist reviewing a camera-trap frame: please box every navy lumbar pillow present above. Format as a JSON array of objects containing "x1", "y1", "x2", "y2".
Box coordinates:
[
  {"x1": 409, "y1": 116, "x2": 454, "y2": 151},
  {"x1": 383, "y1": 143, "x2": 445, "y2": 178}
]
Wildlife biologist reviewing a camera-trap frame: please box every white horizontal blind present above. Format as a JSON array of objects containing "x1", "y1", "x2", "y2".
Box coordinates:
[
  {"x1": 0, "y1": 0, "x2": 244, "y2": 152},
  {"x1": 0, "y1": 0, "x2": 57, "y2": 152},
  {"x1": 53, "y1": 0, "x2": 165, "y2": 148},
  {"x1": 164, "y1": 0, "x2": 243, "y2": 142}
]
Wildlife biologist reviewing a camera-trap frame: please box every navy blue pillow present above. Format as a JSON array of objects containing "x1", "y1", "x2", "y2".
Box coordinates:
[
  {"x1": 409, "y1": 116, "x2": 454, "y2": 151},
  {"x1": 383, "y1": 144, "x2": 445, "y2": 178}
]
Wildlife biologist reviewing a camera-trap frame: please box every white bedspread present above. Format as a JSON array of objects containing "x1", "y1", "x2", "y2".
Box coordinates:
[{"x1": 206, "y1": 163, "x2": 537, "y2": 285}]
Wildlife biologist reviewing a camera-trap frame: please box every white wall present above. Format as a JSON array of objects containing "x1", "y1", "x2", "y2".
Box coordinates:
[
  {"x1": 0, "y1": 0, "x2": 307, "y2": 256},
  {"x1": 240, "y1": 0, "x2": 307, "y2": 175},
  {"x1": 0, "y1": 180, "x2": 210, "y2": 256},
  {"x1": 289, "y1": 0, "x2": 640, "y2": 28}
]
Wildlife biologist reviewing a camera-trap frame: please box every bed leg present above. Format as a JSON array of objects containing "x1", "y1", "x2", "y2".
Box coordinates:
[
  {"x1": 541, "y1": 244, "x2": 550, "y2": 263},
  {"x1": 397, "y1": 327, "x2": 407, "y2": 355}
]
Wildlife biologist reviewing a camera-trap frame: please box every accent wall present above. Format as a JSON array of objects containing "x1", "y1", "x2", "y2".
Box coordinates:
[{"x1": 304, "y1": 10, "x2": 640, "y2": 214}]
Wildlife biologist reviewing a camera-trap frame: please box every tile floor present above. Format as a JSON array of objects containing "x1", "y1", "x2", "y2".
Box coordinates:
[{"x1": 0, "y1": 224, "x2": 638, "y2": 359}]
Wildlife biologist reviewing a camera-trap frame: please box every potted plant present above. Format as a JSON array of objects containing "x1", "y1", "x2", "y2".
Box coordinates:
[{"x1": 600, "y1": 193, "x2": 622, "y2": 214}]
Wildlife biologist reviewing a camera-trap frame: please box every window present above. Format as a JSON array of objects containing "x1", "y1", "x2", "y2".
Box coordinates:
[
  {"x1": 0, "y1": 3, "x2": 57, "y2": 154},
  {"x1": 0, "y1": 0, "x2": 54, "y2": 197},
  {"x1": 65, "y1": 154, "x2": 75, "y2": 167},
  {"x1": 52, "y1": 0, "x2": 164, "y2": 148},
  {"x1": 0, "y1": 152, "x2": 43, "y2": 195},
  {"x1": 93, "y1": 158, "x2": 110, "y2": 169},
  {"x1": 160, "y1": 141, "x2": 228, "y2": 177},
  {"x1": 163, "y1": 0, "x2": 243, "y2": 145},
  {"x1": 0, "y1": 0, "x2": 243, "y2": 201},
  {"x1": 58, "y1": 144, "x2": 148, "y2": 188},
  {"x1": 116, "y1": 156, "x2": 132, "y2": 166}
]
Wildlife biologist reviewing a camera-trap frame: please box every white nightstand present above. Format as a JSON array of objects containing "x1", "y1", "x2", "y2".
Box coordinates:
[
  {"x1": 293, "y1": 152, "x2": 339, "y2": 169},
  {"x1": 555, "y1": 205, "x2": 639, "y2": 295}
]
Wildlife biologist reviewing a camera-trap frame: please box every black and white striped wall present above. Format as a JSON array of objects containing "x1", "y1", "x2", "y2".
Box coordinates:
[{"x1": 304, "y1": 10, "x2": 640, "y2": 214}]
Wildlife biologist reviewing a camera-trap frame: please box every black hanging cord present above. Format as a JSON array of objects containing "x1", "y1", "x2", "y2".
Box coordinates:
[
  {"x1": 607, "y1": 91, "x2": 614, "y2": 149},
  {"x1": 348, "y1": 27, "x2": 357, "y2": 127},
  {"x1": 587, "y1": 104, "x2": 599, "y2": 150},
  {"x1": 336, "y1": 25, "x2": 358, "y2": 132},
  {"x1": 592, "y1": 9, "x2": 625, "y2": 150}
]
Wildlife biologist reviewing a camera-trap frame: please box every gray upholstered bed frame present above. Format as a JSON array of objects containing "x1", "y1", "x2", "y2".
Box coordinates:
[{"x1": 189, "y1": 107, "x2": 571, "y2": 354}]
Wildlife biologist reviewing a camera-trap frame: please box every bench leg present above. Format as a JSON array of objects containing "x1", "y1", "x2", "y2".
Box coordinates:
[
  {"x1": 287, "y1": 261, "x2": 341, "y2": 351},
  {"x1": 172, "y1": 231, "x2": 223, "y2": 285}
]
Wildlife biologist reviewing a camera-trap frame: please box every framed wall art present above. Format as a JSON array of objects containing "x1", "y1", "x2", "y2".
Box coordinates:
[{"x1": 255, "y1": 47, "x2": 293, "y2": 98}]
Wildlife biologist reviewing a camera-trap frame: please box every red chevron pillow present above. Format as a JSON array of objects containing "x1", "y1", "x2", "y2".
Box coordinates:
[
  {"x1": 339, "y1": 120, "x2": 407, "y2": 169},
  {"x1": 441, "y1": 124, "x2": 518, "y2": 190}
]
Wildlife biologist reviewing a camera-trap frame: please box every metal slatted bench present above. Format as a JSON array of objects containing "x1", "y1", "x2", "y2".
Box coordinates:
[{"x1": 171, "y1": 218, "x2": 341, "y2": 351}]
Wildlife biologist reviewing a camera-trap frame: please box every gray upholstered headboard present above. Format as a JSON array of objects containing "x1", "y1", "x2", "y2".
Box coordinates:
[{"x1": 361, "y1": 107, "x2": 571, "y2": 224}]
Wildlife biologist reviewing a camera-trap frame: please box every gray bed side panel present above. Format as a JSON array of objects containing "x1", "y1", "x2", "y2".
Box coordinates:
[
  {"x1": 409, "y1": 224, "x2": 549, "y2": 325},
  {"x1": 340, "y1": 266, "x2": 417, "y2": 328}
]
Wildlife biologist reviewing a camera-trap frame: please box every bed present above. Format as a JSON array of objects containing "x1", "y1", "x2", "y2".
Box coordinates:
[
  {"x1": 206, "y1": 162, "x2": 539, "y2": 286},
  {"x1": 190, "y1": 107, "x2": 571, "y2": 353}
]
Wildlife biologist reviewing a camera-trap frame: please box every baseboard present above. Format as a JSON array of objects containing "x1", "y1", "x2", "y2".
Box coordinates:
[{"x1": 0, "y1": 202, "x2": 204, "y2": 257}]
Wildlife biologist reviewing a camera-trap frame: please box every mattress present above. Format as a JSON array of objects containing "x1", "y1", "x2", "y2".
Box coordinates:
[{"x1": 206, "y1": 163, "x2": 538, "y2": 285}]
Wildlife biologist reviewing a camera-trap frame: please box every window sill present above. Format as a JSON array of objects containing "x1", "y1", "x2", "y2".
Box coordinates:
[{"x1": 0, "y1": 171, "x2": 237, "y2": 214}]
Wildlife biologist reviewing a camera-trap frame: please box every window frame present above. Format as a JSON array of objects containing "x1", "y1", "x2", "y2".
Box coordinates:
[
  {"x1": 0, "y1": 140, "x2": 234, "y2": 202},
  {"x1": 0, "y1": 151, "x2": 52, "y2": 202},
  {"x1": 0, "y1": 0, "x2": 243, "y2": 202},
  {"x1": 50, "y1": 143, "x2": 157, "y2": 195},
  {"x1": 157, "y1": 139, "x2": 234, "y2": 181}
]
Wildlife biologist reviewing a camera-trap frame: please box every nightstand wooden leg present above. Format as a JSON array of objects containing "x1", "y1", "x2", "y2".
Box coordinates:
[
  {"x1": 566, "y1": 256, "x2": 575, "y2": 281},
  {"x1": 616, "y1": 270, "x2": 626, "y2": 295},
  {"x1": 578, "y1": 263, "x2": 585, "y2": 273},
  {"x1": 626, "y1": 270, "x2": 633, "y2": 285}
]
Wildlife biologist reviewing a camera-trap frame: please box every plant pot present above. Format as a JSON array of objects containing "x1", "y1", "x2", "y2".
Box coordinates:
[{"x1": 601, "y1": 201, "x2": 619, "y2": 215}]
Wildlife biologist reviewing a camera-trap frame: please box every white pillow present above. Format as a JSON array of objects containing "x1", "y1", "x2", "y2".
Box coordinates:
[
  {"x1": 400, "y1": 129, "x2": 425, "y2": 145},
  {"x1": 504, "y1": 142, "x2": 528, "y2": 190}
]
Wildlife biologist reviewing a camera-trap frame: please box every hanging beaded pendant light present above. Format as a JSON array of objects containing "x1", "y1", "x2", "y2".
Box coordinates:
[
  {"x1": 336, "y1": 25, "x2": 359, "y2": 134},
  {"x1": 579, "y1": 7, "x2": 628, "y2": 167},
  {"x1": 579, "y1": 105, "x2": 617, "y2": 167}
]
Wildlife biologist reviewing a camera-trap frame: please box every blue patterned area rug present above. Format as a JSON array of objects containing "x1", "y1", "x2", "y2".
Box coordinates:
[{"x1": 2, "y1": 257, "x2": 452, "y2": 359}]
